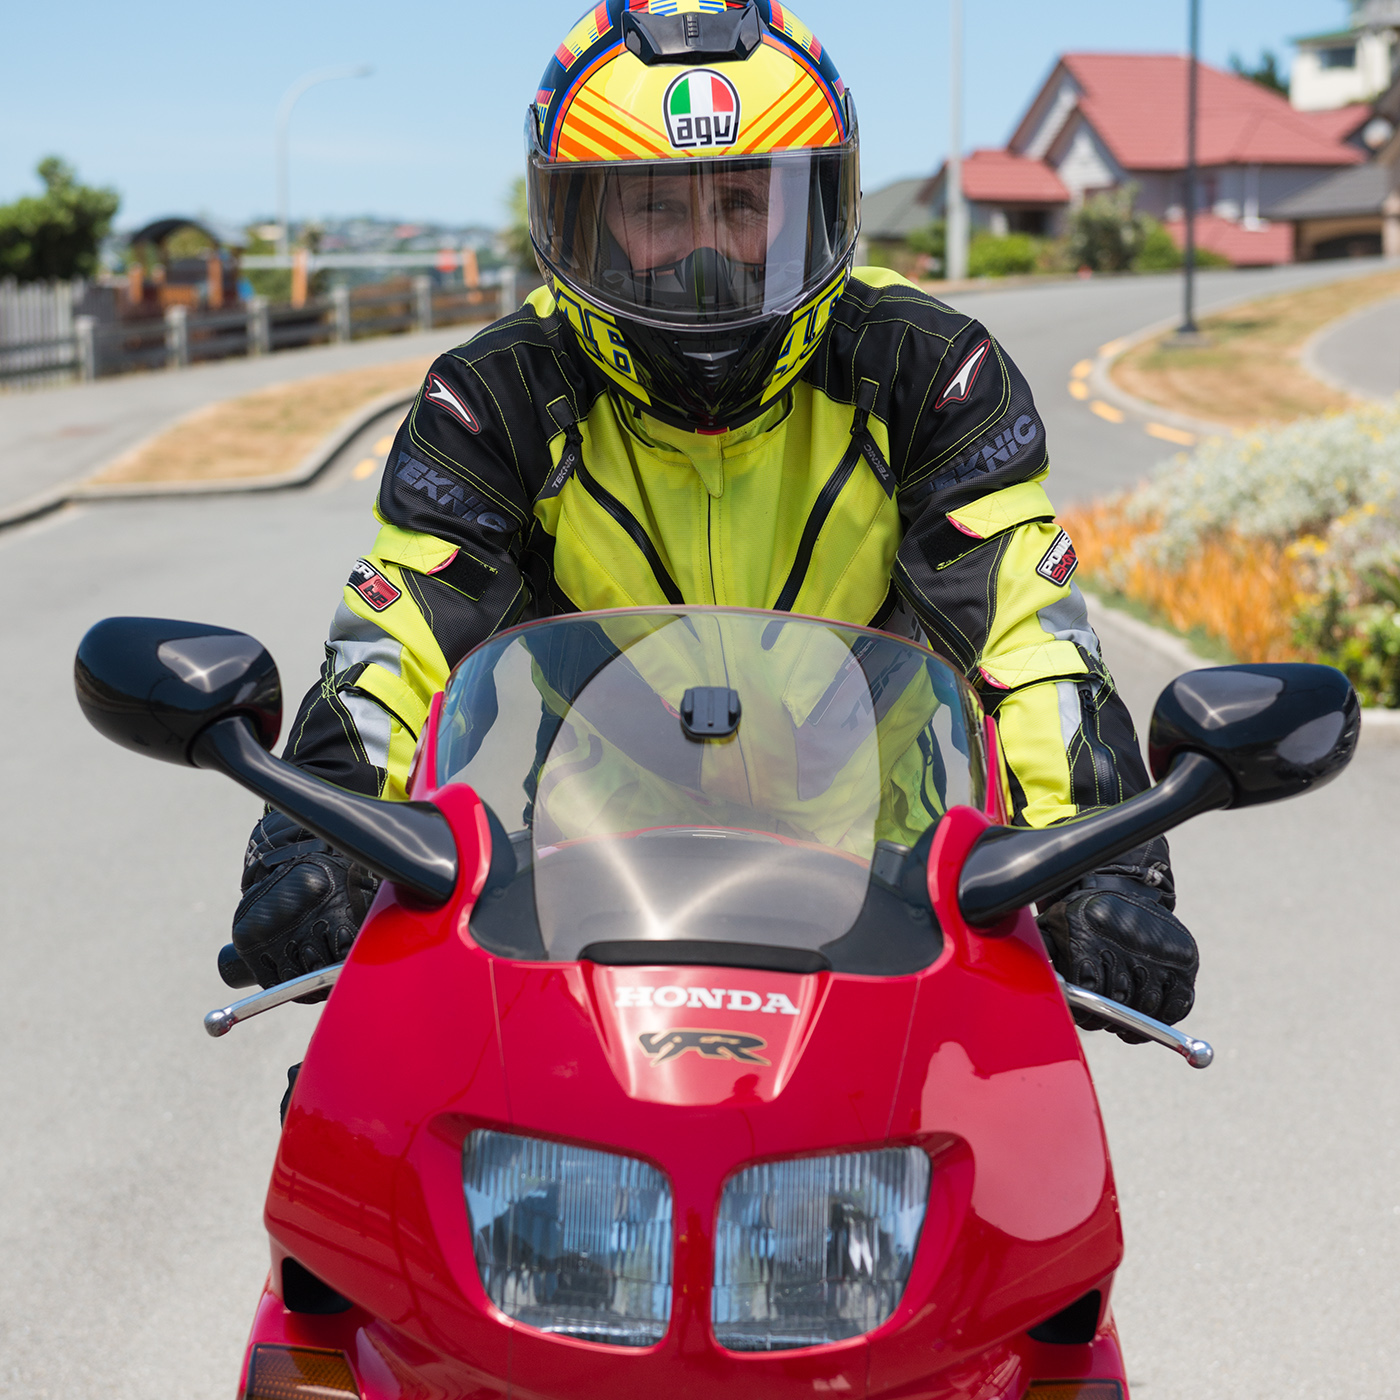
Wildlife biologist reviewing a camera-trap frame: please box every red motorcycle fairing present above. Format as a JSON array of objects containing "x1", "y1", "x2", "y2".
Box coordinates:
[{"x1": 258, "y1": 766, "x2": 1124, "y2": 1400}]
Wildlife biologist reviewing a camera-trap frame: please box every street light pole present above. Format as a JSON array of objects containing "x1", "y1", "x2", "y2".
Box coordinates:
[
  {"x1": 1180, "y1": 0, "x2": 1200, "y2": 334},
  {"x1": 276, "y1": 64, "x2": 372, "y2": 258},
  {"x1": 946, "y1": 0, "x2": 969, "y2": 282}
]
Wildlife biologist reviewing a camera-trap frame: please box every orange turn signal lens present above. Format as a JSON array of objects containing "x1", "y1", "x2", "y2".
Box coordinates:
[
  {"x1": 1026, "y1": 1385, "x2": 1123, "y2": 1400},
  {"x1": 245, "y1": 1346, "x2": 361, "y2": 1400}
]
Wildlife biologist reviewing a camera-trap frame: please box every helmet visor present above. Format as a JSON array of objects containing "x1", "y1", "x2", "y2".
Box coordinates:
[{"x1": 528, "y1": 143, "x2": 859, "y2": 329}]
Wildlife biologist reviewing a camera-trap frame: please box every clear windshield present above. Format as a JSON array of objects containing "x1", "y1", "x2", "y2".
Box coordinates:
[{"x1": 436, "y1": 609, "x2": 985, "y2": 975}]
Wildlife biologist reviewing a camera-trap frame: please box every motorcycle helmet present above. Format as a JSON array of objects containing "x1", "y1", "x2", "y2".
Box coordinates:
[{"x1": 528, "y1": 0, "x2": 860, "y2": 431}]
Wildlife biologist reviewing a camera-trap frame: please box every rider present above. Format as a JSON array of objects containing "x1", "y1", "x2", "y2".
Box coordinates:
[{"x1": 230, "y1": 0, "x2": 1198, "y2": 1038}]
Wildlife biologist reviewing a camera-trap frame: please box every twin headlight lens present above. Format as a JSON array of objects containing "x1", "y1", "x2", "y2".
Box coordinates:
[{"x1": 462, "y1": 1131, "x2": 930, "y2": 1351}]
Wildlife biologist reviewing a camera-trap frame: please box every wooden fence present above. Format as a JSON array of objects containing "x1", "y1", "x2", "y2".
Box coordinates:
[
  {"x1": 0, "y1": 270, "x2": 537, "y2": 392},
  {"x1": 0, "y1": 279, "x2": 83, "y2": 389}
]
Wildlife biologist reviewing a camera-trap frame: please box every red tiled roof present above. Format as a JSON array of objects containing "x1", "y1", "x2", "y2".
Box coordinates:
[
  {"x1": 1295, "y1": 102, "x2": 1372, "y2": 144},
  {"x1": 1058, "y1": 54, "x2": 1365, "y2": 169},
  {"x1": 960, "y1": 148, "x2": 1070, "y2": 204},
  {"x1": 1164, "y1": 214, "x2": 1294, "y2": 266}
]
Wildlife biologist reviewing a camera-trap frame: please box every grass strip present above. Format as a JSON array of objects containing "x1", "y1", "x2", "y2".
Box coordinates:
[
  {"x1": 90, "y1": 357, "x2": 433, "y2": 486},
  {"x1": 1111, "y1": 268, "x2": 1400, "y2": 429}
]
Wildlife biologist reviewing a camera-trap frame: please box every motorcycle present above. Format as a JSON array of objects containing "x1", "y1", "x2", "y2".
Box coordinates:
[{"x1": 75, "y1": 605, "x2": 1358, "y2": 1400}]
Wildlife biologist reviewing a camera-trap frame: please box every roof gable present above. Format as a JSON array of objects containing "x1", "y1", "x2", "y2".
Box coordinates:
[{"x1": 1024, "y1": 54, "x2": 1365, "y2": 170}]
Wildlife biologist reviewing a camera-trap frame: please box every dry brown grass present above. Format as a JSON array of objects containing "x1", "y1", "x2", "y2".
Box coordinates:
[
  {"x1": 90, "y1": 357, "x2": 434, "y2": 486},
  {"x1": 1062, "y1": 500, "x2": 1309, "y2": 662},
  {"x1": 1111, "y1": 269, "x2": 1400, "y2": 430}
]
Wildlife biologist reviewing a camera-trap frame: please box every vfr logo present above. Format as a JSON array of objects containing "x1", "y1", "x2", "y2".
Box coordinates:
[
  {"x1": 638, "y1": 1030, "x2": 770, "y2": 1066},
  {"x1": 615, "y1": 985, "x2": 801, "y2": 1015}
]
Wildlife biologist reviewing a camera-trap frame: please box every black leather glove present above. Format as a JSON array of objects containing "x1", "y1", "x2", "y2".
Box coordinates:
[
  {"x1": 1037, "y1": 834, "x2": 1198, "y2": 1042},
  {"x1": 230, "y1": 810, "x2": 381, "y2": 993}
]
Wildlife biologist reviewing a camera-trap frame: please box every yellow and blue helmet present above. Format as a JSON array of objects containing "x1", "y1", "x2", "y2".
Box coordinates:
[{"x1": 527, "y1": 0, "x2": 860, "y2": 430}]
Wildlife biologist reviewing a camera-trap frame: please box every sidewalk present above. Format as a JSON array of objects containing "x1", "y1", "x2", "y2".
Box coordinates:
[
  {"x1": 0, "y1": 325, "x2": 481, "y2": 521},
  {"x1": 1304, "y1": 294, "x2": 1400, "y2": 402}
]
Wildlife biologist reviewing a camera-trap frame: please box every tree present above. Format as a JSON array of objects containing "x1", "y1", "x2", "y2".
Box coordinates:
[
  {"x1": 1067, "y1": 185, "x2": 1150, "y2": 272},
  {"x1": 1230, "y1": 50, "x2": 1288, "y2": 96},
  {"x1": 0, "y1": 157, "x2": 120, "y2": 283}
]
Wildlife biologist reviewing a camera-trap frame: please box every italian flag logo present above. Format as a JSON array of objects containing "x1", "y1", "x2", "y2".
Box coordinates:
[{"x1": 663, "y1": 69, "x2": 742, "y2": 150}]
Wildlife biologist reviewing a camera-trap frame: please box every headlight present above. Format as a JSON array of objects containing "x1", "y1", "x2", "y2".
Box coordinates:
[
  {"x1": 712, "y1": 1147, "x2": 930, "y2": 1351},
  {"x1": 462, "y1": 1130, "x2": 672, "y2": 1346}
]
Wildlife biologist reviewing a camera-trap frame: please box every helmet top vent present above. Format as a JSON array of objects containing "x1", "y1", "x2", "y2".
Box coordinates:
[{"x1": 623, "y1": 2, "x2": 764, "y2": 65}]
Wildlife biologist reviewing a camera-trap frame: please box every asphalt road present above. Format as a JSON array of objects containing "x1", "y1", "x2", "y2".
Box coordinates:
[{"x1": 2, "y1": 270, "x2": 1399, "y2": 1400}]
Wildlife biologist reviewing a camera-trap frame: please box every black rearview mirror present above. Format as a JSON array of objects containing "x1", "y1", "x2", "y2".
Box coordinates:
[
  {"x1": 958, "y1": 663, "x2": 1360, "y2": 928},
  {"x1": 75, "y1": 617, "x2": 458, "y2": 904},
  {"x1": 75, "y1": 617, "x2": 281, "y2": 764},
  {"x1": 1149, "y1": 663, "x2": 1359, "y2": 805}
]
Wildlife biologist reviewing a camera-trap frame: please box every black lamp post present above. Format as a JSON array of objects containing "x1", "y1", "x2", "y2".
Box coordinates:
[{"x1": 1180, "y1": 0, "x2": 1201, "y2": 334}]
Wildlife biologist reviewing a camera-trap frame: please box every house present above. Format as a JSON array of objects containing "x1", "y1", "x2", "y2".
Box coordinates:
[
  {"x1": 1265, "y1": 72, "x2": 1400, "y2": 259},
  {"x1": 1291, "y1": 0, "x2": 1400, "y2": 112},
  {"x1": 912, "y1": 52, "x2": 1364, "y2": 266}
]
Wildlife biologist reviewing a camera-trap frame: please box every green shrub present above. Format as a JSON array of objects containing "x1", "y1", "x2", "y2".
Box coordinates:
[
  {"x1": 1067, "y1": 185, "x2": 1147, "y2": 272},
  {"x1": 906, "y1": 220, "x2": 946, "y2": 267},
  {"x1": 968, "y1": 232, "x2": 1040, "y2": 278}
]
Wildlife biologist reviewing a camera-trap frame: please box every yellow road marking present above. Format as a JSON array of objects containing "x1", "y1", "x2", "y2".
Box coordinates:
[
  {"x1": 1146, "y1": 422, "x2": 1197, "y2": 446},
  {"x1": 352, "y1": 458, "x2": 378, "y2": 480},
  {"x1": 1071, "y1": 360, "x2": 1093, "y2": 379},
  {"x1": 373, "y1": 435, "x2": 394, "y2": 455},
  {"x1": 1090, "y1": 401, "x2": 1126, "y2": 424},
  {"x1": 1069, "y1": 380, "x2": 1090, "y2": 400}
]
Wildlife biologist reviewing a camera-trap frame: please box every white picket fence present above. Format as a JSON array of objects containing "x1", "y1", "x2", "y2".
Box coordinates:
[{"x1": 0, "y1": 278, "x2": 82, "y2": 390}]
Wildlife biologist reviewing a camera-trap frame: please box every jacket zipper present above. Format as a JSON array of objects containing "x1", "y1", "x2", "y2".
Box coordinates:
[
  {"x1": 548, "y1": 397, "x2": 685, "y2": 607},
  {"x1": 574, "y1": 457, "x2": 685, "y2": 606}
]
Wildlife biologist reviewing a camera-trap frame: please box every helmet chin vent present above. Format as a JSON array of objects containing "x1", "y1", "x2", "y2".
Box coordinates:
[
  {"x1": 623, "y1": 2, "x2": 764, "y2": 65},
  {"x1": 682, "y1": 345, "x2": 745, "y2": 394}
]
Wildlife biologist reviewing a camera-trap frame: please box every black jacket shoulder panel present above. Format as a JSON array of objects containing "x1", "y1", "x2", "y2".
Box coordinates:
[
  {"x1": 378, "y1": 303, "x2": 608, "y2": 545},
  {"x1": 806, "y1": 275, "x2": 1049, "y2": 516}
]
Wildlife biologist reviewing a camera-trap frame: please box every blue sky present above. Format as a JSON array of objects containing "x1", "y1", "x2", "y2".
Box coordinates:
[{"x1": 0, "y1": 0, "x2": 1355, "y2": 232}]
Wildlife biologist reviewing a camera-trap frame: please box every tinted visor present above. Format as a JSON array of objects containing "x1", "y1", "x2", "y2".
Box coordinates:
[{"x1": 528, "y1": 144, "x2": 859, "y2": 329}]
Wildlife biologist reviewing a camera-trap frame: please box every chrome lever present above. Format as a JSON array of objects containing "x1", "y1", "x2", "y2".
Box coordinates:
[
  {"x1": 1059, "y1": 976, "x2": 1214, "y2": 1069},
  {"x1": 203, "y1": 963, "x2": 345, "y2": 1038}
]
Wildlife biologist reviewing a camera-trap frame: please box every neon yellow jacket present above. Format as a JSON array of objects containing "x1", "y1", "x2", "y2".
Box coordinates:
[{"x1": 284, "y1": 270, "x2": 1149, "y2": 828}]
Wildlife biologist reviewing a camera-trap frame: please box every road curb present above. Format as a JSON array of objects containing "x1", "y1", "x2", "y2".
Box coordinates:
[
  {"x1": 1084, "y1": 590, "x2": 1400, "y2": 742},
  {"x1": 70, "y1": 387, "x2": 418, "y2": 503},
  {"x1": 1084, "y1": 264, "x2": 1400, "y2": 444},
  {"x1": 0, "y1": 386, "x2": 420, "y2": 533},
  {"x1": 1086, "y1": 318, "x2": 1236, "y2": 441}
]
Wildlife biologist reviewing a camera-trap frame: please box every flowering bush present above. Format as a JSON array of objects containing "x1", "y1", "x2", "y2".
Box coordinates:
[{"x1": 1064, "y1": 401, "x2": 1400, "y2": 705}]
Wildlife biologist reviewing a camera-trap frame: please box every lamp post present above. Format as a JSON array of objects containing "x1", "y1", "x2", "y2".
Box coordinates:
[
  {"x1": 276, "y1": 64, "x2": 372, "y2": 258},
  {"x1": 946, "y1": 0, "x2": 969, "y2": 282},
  {"x1": 1179, "y1": 0, "x2": 1201, "y2": 334}
]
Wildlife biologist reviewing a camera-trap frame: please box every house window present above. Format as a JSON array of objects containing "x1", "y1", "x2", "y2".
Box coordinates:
[{"x1": 1318, "y1": 44, "x2": 1357, "y2": 69}]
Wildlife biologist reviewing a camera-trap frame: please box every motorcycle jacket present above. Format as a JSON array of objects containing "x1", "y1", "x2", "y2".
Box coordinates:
[{"x1": 282, "y1": 267, "x2": 1150, "y2": 828}]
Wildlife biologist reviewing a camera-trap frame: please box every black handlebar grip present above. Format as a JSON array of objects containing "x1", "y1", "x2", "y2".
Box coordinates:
[{"x1": 218, "y1": 942, "x2": 259, "y2": 989}]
